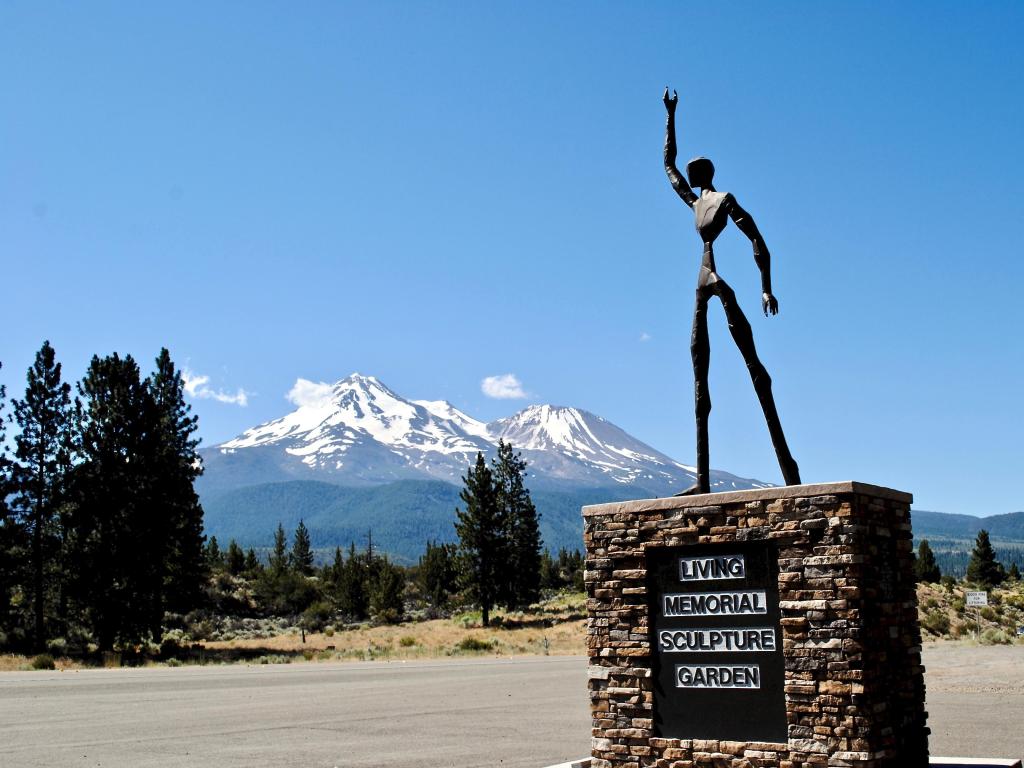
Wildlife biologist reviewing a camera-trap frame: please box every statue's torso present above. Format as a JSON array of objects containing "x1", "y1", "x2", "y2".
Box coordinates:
[
  {"x1": 694, "y1": 191, "x2": 731, "y2": 244},
  {"x1": 693, "y1": 191, "x2": 731, "y2": 288}
]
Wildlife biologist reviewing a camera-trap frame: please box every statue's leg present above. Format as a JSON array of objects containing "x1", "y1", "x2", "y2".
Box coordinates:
[
  {"x1": 691, "y1": 290, "x2": 711, "y2": 493},
  {"x1": 715, "y1": 281, "x2": 801, "y2": 486}
]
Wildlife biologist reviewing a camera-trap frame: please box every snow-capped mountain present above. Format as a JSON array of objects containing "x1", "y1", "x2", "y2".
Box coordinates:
[{"x1": 199, "y1": 373, "x2": 768, "y2": 497}]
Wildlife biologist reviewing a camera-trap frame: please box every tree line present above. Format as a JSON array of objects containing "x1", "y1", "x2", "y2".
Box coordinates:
[
  {"x1": 200, "y1": 443, "x2": 564, "y2": 630},
  {"x1": 0, "y1": 344, "x2": 579, "y2": 656},
  {"x1": 915, "y1": 530, "x2": 1021, "y2": 587},
  {"x1": 0, "y1": 342, "x2": 205, "y2": 653}
]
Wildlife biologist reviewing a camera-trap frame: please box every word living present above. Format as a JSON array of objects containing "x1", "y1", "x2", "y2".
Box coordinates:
[
  {"x1": 675, "y1": 664, "x2": 760, "y2": 689},
  {"x1": 679, "y1": 553, "x2": 745, "y2": 582}
]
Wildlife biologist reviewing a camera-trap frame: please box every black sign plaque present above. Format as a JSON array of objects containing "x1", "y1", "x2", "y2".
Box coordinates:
[{"x1": 647, "y1": 541, "x2": 787, "y2": 742}]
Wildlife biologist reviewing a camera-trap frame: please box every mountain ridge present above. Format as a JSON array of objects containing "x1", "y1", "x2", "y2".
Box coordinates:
[{"x1": 199, "y1": 373, "x2": 768, "y2": 498}]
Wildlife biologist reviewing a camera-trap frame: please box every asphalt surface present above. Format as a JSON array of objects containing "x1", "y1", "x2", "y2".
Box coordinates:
[{"x1": 0, "y1": 646, "x2": 1021, "y2": 767}]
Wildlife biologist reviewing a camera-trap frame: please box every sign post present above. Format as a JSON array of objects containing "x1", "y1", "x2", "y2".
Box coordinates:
[{"x1": 965, "y1": 591, "x2": 988, "y2": 639}]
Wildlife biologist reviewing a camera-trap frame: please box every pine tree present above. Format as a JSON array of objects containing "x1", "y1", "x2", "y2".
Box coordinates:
[
  {"x1": 454, "y1": 452, "x2": 504, "y2": 626},
  {"x1": 0, "y1": 362, "x2": 20, "y2": 642},
  {"x1": 243, "y1": 548, "x2": 261, "y2": 575},
  {"x1": 12, "y1": 341, "x2": 73, "y2": 651},
  {"x1": 966, "y1": 529, "x2": 1005, "y2": 588},
  {"x1": 149, "y1": 349, "x2": 206, "y2": 613},
  {"x1": 225, "y1": 540, "x2": 245, "y2": 576},
  {"x1": 493, "y1": 441, "x2": 542, "y2": 609},
  {"x1": 205, "y1": 536, "x2": 223, "y2": 569},
  {"x1": 291, "y1": 520, "x2": 314, "y2": 576},
  {"x1": 338, "y1": 542, "x2": 367, "y2": 620},
  {"x1": 270, "y1": 524, "x2": 288, "y2": 574},
  {"x1": 1008, "y1": 563, "x2": 1021, "y2": 581},
  {"x1": 419, "y1": 540, "x2": 457, "y2": 608},
  {"x1": 369, "y1": 556, "x2": 404, "y2": 623},
  {"x1": 71, "y1": 353, "x2": 162, "y2": 650},
  {"x1": 915, "y1": 539, "x2": 941, "y2": 583},
  {"x1": 539, "y1": 550, "x2": 558, "y2": 590}
]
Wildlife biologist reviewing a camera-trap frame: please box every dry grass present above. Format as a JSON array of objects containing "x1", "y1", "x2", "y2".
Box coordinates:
[
  {"x1": 202, "y1": 593, "x2": 588, "y2": 663},
  {"x1": 0, "y1": 654, "x2": 84, "y2": 672}
]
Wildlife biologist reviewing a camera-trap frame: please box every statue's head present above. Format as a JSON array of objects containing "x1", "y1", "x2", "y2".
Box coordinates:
[{"x1": 686, "y1": 157, "x2": 715, "y2": 189}]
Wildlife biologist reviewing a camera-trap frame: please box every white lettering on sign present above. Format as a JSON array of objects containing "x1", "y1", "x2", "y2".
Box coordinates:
[
  {"x1": 662, "y1": 590, "x2": 767, "y2": 617},
  {"x1": 966, "y1": 591, "x2": 988, "y2": 607},
  {"x1": 676, "y1": 664, "x2": 761, "y2": 689},
  {"x1": 659, "y1": 627, "x2": 776, "y2": 653},
  {"x1": 679, "y1": 554, "x2": 745, "y2": 582}
]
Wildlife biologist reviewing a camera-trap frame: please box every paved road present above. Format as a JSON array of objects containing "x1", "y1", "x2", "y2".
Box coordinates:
[
  {"x1": 0, "y1": 656, "x2": 591, "y2": 768},
  {"x1": 0, "y1": 647, "x2": 1021, "y2": 767}
]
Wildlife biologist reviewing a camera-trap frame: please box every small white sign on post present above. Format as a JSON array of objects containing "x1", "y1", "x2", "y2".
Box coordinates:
[{"x1": 966, "y1": 591, "x2": 988, "y2": 607}]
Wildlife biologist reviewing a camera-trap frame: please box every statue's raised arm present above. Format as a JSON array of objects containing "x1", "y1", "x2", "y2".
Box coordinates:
[{"x1": 663, "y1": 88, "x2": 697, "y2": 208}]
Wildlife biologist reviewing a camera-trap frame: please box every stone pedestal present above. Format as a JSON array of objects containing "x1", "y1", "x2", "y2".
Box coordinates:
[{"x1": 583, "y1": 482, "x2": 928, "y2": 768}]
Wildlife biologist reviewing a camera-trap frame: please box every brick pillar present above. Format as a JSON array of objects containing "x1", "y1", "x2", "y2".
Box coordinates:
[{"x1": 583, "y1": 482, "x2": 928, "y2": 768}]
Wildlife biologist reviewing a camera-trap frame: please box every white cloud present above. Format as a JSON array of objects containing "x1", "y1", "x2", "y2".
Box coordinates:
[
  {"x1": 481, "y1": 373, "x2": 527, "y2": 400},
  {"x1": 182, "y1": 368, "x2": 250, "y2": 407},
  {"x1": 639, "y1": 332, "x2": 652, "y2": 342},
  {"x1": 286, "y1": 378, "x2": 335, "y2": 409}
]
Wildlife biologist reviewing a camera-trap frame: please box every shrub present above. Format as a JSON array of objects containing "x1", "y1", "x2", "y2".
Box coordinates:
[
  {"x1": 920, "y1": 610, "x2": 950, "y2": 636},
  {"x1": 457, "y1": 636, "x2": 494, "y2": 652},
  {"x1": 980, "y1": 628, "x2": 1012, "y2": 645},
  {"x1": 399, "y1": 636, "x2": 417, "y2": 647},
  {"x1": 165, "y1": 658, "x2": 183, "y2": 667},
  {"x1": 324, "y1": 627, "x2": 335, "y2": 637},
  {"x1": 300, "y1": 601, "x2": 334, "y2": 633},
  {"x1": 31, "y1": 654, "x2": 56, "y2": 670}
]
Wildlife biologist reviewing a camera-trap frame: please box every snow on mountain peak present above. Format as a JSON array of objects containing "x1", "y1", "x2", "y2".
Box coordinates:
[{"x1": 212, "y1": 374, "x2": 768, "y2": 494}]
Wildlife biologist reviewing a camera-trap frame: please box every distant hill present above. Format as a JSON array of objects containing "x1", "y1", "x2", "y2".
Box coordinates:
[
  {"x1": 912, "y1": 509, "x2": 1024, "y2": 577},
  {"x1": 200, "y1": 476, "x2": 1024, "y2": 567},
  {"x1": 912, "y1": 509, "x2": 1024, "y2": 542},
  {"x1": 200, "y1": 478, "x2": 645, "y2": 562}
]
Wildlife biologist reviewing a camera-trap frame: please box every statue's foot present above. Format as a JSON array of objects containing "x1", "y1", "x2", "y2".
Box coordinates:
[{"x1": 673, "y1": 483, "x2": 707, "y2": 497}]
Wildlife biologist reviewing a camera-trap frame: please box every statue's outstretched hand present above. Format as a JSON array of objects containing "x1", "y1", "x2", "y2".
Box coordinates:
[
  {"x1": 663, "y1": 87, "x2": 678, "y2": 113},
  {"x1": 762, "y1": 292, "x2": 779, "y2": 317}
]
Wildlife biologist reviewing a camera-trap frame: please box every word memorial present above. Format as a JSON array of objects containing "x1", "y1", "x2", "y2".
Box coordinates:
[{"x1": 647, "y1": 543, "x2": 787, "y2": 742}]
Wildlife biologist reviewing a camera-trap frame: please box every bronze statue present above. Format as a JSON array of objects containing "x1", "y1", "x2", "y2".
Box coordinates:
[{"x1": 663, "y1": 87, "x2": 800, "y2": 494}]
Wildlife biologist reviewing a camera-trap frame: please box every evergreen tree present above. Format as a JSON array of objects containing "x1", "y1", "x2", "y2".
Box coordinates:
[
  {"x1": 0, "y1": 362, "x2": 20, "y2": 644},
  {"x1": 11, "y1": 341, "x2": 73, "y2": 650},
  {"x1": 205, "y1": 536, "x2": 223, "y2": 569},
  {"x1": 149, "y1": 349, "x2": 206, "y2": 613},
  {"x1": 291, "y1": 520, "x2": 314, "y2": 576},
  {"x1": 493, "y1": 441, "x2": 542, "y2": 609},
  {"x1": 1008, "y1": 562, "x2": 1021, "y2": 581},
  {"x1": 225, "y1": 540, "x2": 245, "y2": 576},
  {"x1": 915, "y1": 539, "x2": 941, "y2": 583},
  {"x1": 337, "y1": 542, "x2": 368, "y2": 620},
  {"x1": 70, "y1": 353, "x2": 162, "y2": 650},
  {"x1": 454, "y1": 452, "x2": 504, "y2": 626},
  {"x1": 243, "y1": 548, "x2": 261, "y2": 575},
  {"x1": 539, "y1": 550, "x2": 558, "y2": 590},
  {"x1": 966, "y1": 529, "x2": 1005, "y2": 588},
  {"x1": 270, "y1": 523, "x2": 288, "y2": 574},
  {"x1": 369, "y1": 556, "x2": 404, "y2": 623},
  {"x1": 419, "y1": 540, "x2": 457, "y2": 608}
]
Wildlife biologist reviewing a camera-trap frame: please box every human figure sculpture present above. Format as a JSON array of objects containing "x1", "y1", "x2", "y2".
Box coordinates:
[{"x1": 663, "y1": 87, "x2": 800, "y2": 494}]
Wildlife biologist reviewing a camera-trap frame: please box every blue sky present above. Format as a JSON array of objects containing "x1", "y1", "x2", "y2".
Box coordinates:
[{"x1": 2, "y1": 2, "x2": 1022, "y2": 515}]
